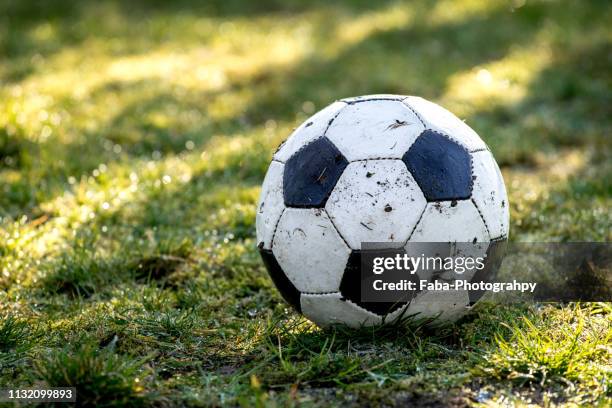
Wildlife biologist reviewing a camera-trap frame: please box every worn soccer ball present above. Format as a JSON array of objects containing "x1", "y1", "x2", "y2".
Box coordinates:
[{"x1": 256, "y1": 95, "x2": 509, "y2": 328}]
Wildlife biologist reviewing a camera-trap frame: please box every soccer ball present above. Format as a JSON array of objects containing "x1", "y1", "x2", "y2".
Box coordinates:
[{"x1": 256, "y1": 95, "x2": 509, "y2": 328}]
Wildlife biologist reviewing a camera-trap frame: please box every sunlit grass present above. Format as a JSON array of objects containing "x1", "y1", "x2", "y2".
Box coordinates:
[
  {"x1": 479, "y1": 304, "x2": 611, "y2": 405},
  {"x1": 443, "y1": 45, "x2": 551, "y2": 115}
]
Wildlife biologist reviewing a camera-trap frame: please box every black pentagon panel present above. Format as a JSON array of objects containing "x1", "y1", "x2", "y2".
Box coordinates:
[
  {"x1": 283, "y1": 137, "x2": 348, "y2": 208},
  {"x1": 403, "y1": 130, "x2": 472, "y2": 201},
  {"x1": 259, "y1": 249, "x2": 302, "y2": 313},
  {"x1": 340, "y1": 251, "x2": 418, "y2": 316},
  {"x1": 468, "y1": 239, "x2": 508, "y2": 305}
]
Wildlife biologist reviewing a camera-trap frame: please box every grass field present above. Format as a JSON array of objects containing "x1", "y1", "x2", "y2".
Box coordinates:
[{"x1": 0, "y1": 0, "x2": 610, "y2": 406}]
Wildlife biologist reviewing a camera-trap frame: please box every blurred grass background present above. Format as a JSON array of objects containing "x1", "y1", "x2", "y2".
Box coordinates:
[{"x1": 0, "y1": 0, "x2": 610, "y2": 406}]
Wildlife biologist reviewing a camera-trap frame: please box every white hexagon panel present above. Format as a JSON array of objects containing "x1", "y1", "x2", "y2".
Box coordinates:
[
  {"x1": 471, "y1": 150, "x2": 510, "y2": 239},
  {"x1": 301, "y1": 293, "x2": 382, "y2": 328},
  {"x1": 256, "y1": 161, "x2": 285, "y2": 250},
  {"x1": 273, "y1": 101, "x2": 347, "y2": 163},
  {"x1": 325, "y1": 99, "x2": 425, "y2": 161},
  {"x1": 408, "y1": 200, "x2": 490, "y2": 243},
  {"x1": 272, "y1": 208, "x2": 350, "y2": 293},
  {"x1": 403, "y1": 96, "x2": 488, "y2": 152},
  {"x1": 407, "y1": 200, "x2": 490, "y2": 281},
  {"x1": 405, "y1": 289, "x2": 471, "y2": 325},
  {"x1": 326, "y1": 160, "x2": 427, "y2": 249}
]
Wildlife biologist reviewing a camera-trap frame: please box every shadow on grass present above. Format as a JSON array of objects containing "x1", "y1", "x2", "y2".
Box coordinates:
[
  {"x1": 470, "y1": 39, "x2": 612, "y2": 166},
  {"x1": 0, "y1": 0, "x2": 401, "y2": 66},
  {"x1": 3, "y1": 0, "x2": 587, "y2": 219},
  {"x1": 35, "y1": 342, "x2": 151, "y2": 407},
  {"x1": 195, "y1": 304, "x2": 531, "y2": 407}
]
